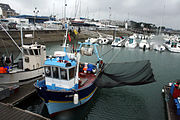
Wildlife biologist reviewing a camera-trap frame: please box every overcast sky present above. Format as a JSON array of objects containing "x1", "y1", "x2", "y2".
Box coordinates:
[{"x1": 1, "y1": 0, "x2": 180, "y2": 29}]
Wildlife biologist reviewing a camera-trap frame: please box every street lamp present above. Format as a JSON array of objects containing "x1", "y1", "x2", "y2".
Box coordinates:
[{"x1": 33, "y1": 7, "x2": 39, "y2": 42}]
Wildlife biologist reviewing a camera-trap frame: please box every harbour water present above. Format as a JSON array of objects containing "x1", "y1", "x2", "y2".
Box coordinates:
[{"x1": 16, "y1": 38, "x2": 180, "y2": 120}]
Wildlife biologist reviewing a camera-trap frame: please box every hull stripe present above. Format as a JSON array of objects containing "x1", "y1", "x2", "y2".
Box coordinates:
[{"x1": 47, "y1": 87, "x2": 97, "y2": 103}]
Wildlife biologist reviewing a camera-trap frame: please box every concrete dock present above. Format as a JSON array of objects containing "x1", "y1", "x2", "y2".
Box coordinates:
[
  {"x1": 0, "y1": 102, "x2": 49, "y2": 120},
  {"x1": 0, "y1": 77, "x2": 49, "y2": 120}
]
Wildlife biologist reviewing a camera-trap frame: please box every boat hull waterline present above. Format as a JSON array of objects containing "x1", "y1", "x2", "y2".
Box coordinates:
[{"x1": 35, "y1": 80, "x2": 97, "y2": 115}]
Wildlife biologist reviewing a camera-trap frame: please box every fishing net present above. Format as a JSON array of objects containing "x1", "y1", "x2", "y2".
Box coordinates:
[{"x1": 95, "y1": 60, "x2": 155, "y2": 88}]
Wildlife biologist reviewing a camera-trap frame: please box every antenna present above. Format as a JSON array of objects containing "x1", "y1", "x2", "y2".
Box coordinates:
[
  {"x1": 109, "y1": 7, "x2": 111, "y2": 25},
  {"x1": 64, "y1": 0, "x2": 67, "y2": 21},
  {"x1": 33, "y1": 7, "x2": 39, "y2": 43}
]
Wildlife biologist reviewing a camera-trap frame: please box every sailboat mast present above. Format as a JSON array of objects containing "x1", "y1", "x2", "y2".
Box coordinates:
[
  {"x1": 64, "y1": 0, "x2": 68, "y2": 52},
  {"x1": 21, "y1": 22, "x2": 24, "y2": 54}
]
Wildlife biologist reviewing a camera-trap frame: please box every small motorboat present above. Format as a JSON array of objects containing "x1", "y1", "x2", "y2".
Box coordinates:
[
  {"x1": 139, "y1": 39, "x2": 150, "y2": 49},
  {"x1": 111, "y1": 37, "x2": 125, "y2": 47},
  {"x1": 125, "y1": 36, "x2": 138, "y2": 48}
]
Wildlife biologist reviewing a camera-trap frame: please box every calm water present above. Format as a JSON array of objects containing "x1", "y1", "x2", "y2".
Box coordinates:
[{"x1": 18, "y1": 38, "x2": 180, "y2": 120}]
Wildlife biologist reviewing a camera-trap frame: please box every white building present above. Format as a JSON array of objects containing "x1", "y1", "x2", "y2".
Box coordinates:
[{"x1": 0, "y1": 7, "x2": 3, "y2": 18}]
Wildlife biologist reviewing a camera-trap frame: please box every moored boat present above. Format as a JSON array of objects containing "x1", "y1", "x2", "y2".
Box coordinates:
[
  {"x1": 0, "y1": 22, "x2": 46, "y2": 84},
  {"x1": 34, "y1": 40, "x2": 103, "y2": 115},
  {"x1": 98, "y1": 37, "x2": 109, "y2": 45},
  {"x1": 139, "y1": 39, "x2": 150, "y2": 49},
  {"x1": 164, "y1": 41, "x2": 180, "y2": 53},
  {"x1": 111, "y1": 37, "x2": 125, "y2": 47},
  {"x1": 163, "y1": 81, "x2": 180, "y2": 119},
  {"x1": 125, "y1": 36, "x2": 138, "y2": 48}
]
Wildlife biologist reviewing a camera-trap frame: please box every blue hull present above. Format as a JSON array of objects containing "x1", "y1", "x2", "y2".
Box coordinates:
[
  {"x1": 35, "y1": 80, "x2": 97, "y2": 115},
  {"x1": 46, "y1": 88, "x2": 97, "y2": 115}
]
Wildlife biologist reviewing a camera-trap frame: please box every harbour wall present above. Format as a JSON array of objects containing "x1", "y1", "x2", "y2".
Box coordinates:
[{"x1": 0, "y1": 30, "x2": 132, "y2": 48}]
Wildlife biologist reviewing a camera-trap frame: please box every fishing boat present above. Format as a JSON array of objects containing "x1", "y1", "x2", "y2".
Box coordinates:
[
  {"x1": 0, "y1": 24, "x2": 46, "y2": 84},
  {"x1": 162, "y1": 80, "x2": 180, "y2": 119},
  {"x1": 111, "y1": 37, "x2": 125, "y2": 47},
  {"x1": 125, "y1": 36, "x2": 138, "y2": 48},
  {"x1": 0, "y1": 43, "x2": 46, "y2": 84},
  {"x1": 139, "y1": 39, "x2": 150, "y2": 49},
  {"x1": 34, "y1": 22, "x2": 103, "y2": 115}
]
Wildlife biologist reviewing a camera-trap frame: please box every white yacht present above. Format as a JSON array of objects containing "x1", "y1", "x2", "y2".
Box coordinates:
[
  {"x1": 98, "y1": 37, "x2": 109, "y2": 45},
  {"x1": 85, "y1": 38, "x2": 98, "y2": 44},
  {"x1": 111, "y1": 37, "x2": 125, "y2": 47},
  {"x1": 164, "y1": 41, "x2": 180, "y2": 53},
  {"x1": 125, "y1": 37, "x2": 138, "y2": 48},
  {"x1": 139, "y1": 39, "x2": 150, "y2": 49}
]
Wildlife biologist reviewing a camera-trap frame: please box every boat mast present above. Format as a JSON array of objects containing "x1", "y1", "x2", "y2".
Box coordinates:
[
  {"x1": 20, "y1": 21, "x2": 24, "y2": 54},
  {"x1": 64, "y1": 0, "x2": 68, "y2": 52}
]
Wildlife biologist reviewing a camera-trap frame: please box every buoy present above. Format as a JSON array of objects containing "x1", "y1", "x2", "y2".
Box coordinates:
[
  {"x1": 168, "y1": 82, "x2": 172, "y2": 86},
  {"x1": 74, "y1": 94, "x2": 79, "y2": 104},
  {"x1": 162, "y1": 89, "x2": 164, "y2": 93}
]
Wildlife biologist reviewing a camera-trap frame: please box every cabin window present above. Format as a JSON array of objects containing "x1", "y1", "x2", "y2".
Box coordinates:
[
  {"x1": 115, "y1": 38, "x2": 120, "y2": 42},
  {"x1": 29, "y1": 49, "x2": 34, "y2": 55},
  {"x1": 53, "y1": 67, "x2": 59, "y2": 79},
  {"x1": 38, "y1": 49, "x2": 41, "y2": 55},
  {"x1": 69, "y1": 67, "x2": 75, "y2": 79},
  {"x1": 34, "y1": 49, "x2": 39, "y2": 55},
  {"x1": 23, "y1": 49, "x2": 29, "y2": 55},
  {"x1": 60, "y1": 68, "x2": 67, "y2": 80},
  {"x1": 45, "y1": 66, "x2": 51, "y2": 77}
]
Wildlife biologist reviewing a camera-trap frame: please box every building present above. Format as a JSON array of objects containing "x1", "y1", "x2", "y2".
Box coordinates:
[
  {"x1": 14, "y1": 15, "x2": 56, "y2": 23},
  {"x1": 0, "y1": 7, "x2": 2, "y2": 18},
  {"x1": 0, "y1": 3, "x2": 19, "y2": 18}
]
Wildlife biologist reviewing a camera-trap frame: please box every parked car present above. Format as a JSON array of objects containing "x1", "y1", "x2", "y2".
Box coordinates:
[{"x1": 8, "y1": 22, "x2": 17, "y2": 30}]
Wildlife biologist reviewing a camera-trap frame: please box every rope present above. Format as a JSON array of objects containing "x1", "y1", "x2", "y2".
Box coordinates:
[
  {"x1": 98, "y1": 46, "x2": 120, "y2": 72},
  {"x1": 102, "y1": 48, "x2": 120, "y2": 71},
  {"x1": 100, "y1": 47, "x2": 114, "y2": 58}
]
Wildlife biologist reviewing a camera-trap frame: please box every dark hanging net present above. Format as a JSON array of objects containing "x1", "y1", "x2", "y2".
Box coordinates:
[{"x1": 95, "y1": 60, "x2": 155, "y2": 88}]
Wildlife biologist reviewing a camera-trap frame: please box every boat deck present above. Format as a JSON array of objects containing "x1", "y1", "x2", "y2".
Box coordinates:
[
  {"x1": 163, "y1": 85, "x2": 180, "y2": 120},
  {"x1": 78, "y1": 72, "x2": 96, "y2": 88}
]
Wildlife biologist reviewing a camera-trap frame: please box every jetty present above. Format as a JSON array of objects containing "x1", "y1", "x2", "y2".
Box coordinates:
[
  {"x1": 0, "y1": 102, "x2": 49, "y2": 120},
  {"x1": 163, "y1": 85, "x2": 180, "y2": 120},
  {"x1": 0, "y1": 77, "x2": 49, "y2": 120}
]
